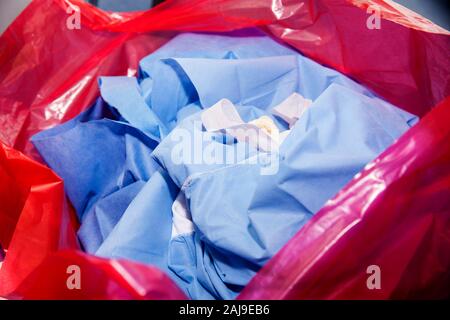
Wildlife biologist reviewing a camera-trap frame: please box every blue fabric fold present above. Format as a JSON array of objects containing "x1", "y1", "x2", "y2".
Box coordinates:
[{"x1": 32, "y1": 98, "x2": 159, "y2": 252}]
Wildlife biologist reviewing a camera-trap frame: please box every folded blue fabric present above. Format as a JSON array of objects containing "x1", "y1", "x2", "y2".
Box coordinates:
[
  {"x1": 32, "y1": 30, "x2": 418, "y2": 299},
  {"x1": 32, "y1": 98, "x2": 159, "y2": 252}
]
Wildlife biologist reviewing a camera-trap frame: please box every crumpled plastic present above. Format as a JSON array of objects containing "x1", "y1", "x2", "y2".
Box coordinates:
[{"x1": 0, "y1": 0, "x2": 449, "y2": 299}]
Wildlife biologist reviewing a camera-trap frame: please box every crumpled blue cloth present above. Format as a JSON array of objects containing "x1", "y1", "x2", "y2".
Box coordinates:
[
  {"x1": 32, "y1": 29, "x2": 418, "y2": 299},
  {"x1": 32, "y1": 98, "x2": 160, "y2": 252}
]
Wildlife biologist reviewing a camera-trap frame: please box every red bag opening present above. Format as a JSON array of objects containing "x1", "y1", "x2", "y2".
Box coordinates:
[{"x1": 0, "y1": 0, "x2": 449, "y2": 299}]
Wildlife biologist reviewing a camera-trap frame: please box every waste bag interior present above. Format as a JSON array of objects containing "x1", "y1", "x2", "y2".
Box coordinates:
[{"x1": 0, "y1": 0, "x2": 449, "y2": 301}]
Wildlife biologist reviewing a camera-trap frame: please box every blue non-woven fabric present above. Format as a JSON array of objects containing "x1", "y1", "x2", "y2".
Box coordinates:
[
  {"x1": 99, "y1": 76, "x2": 168, "y2": 141},
  {"x1": 77, "y1": 180, "x2": 145, "y2": 253},
  {"x1": 32, "y1": 30, "x2": 418, "y2": 299},
  {"x1": 98, "y1": 30, "x2": 415, "y2": 137},
  {"x1": 32, "y1": 98, "x2": 160, "y2": 252},
  {"x1": 130, "y1": 83, "x2": 415, "y2": 299},
  {"x1": 96, "y1": 167, "x2": 179, "y2": 269},
  {"x1": 151, "y1": 104, "x2": 283, "y2": 188},
  {"x1": 138, "y1": 29, "x2": 297, "y2": 77}
]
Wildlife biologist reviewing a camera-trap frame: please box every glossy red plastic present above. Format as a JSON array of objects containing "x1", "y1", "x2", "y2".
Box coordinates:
[{"x1": 0, "y1": 0, "x2": 449, "y2": 299}]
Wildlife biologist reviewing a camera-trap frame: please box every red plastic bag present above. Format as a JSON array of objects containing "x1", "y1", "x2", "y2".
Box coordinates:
[{"x1": 0, "y1": 0, "x2": 449, "y2": 299}]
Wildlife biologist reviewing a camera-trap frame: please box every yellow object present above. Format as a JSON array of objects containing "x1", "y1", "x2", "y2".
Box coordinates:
[{"x1": 249, "y1": 115, "x2": 280, "y2": 144}]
